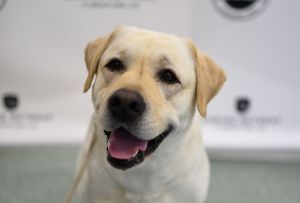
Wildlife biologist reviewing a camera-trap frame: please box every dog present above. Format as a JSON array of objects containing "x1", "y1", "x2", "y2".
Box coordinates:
[{"x1": 65, "y1": 26, "x2": 226, "y2": 203}]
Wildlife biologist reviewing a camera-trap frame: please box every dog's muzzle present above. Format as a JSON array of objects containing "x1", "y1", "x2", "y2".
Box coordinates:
[{"x1": 104, "y1": 88, "x2": 173, "y2": 170}]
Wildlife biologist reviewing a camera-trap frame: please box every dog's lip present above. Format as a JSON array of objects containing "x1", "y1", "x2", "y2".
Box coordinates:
[
  {"x1": 104, "y1": 125, "x2": 172, "y2": 145},
  {"x1": 104, "y1": 125, "x2": 173, "y2": 170}
]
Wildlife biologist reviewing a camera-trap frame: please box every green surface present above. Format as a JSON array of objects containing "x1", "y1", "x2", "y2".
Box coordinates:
[{"x1": 0, "y1": 146, "x2": 300, "y2": 203}]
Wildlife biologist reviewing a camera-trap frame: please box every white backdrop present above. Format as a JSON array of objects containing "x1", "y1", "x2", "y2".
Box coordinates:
[
  {"x1": 191, "y1": 0, "x2": 300, "y2": 160},
  {"x1": 0, "y1": 0, "x2": 299, "y2": 160}
]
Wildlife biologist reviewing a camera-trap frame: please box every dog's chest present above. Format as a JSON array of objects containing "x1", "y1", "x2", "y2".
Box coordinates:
[{"x1": 109, "y1": 165, "x2": 174, "y2": 200}]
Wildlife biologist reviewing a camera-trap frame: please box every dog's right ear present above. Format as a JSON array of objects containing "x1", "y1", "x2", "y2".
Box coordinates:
[{"x1": 83, "y1": 30, "x2": 118, "y2": 92}]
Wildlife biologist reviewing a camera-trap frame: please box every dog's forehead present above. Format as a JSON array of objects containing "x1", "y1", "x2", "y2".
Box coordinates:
[
  {"x1": 112, "y1": 27, "x2": 188, "y2": 55},
  {"x1": 116, "y1": 27, "x2": 179, "y2": 45}
]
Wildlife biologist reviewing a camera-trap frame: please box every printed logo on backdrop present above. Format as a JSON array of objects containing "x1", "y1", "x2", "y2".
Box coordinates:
[
  {"x1": 0, "y1": 93, "x2": 54, "y2": 129},
  {"x1": 236, "y1": 97, "x2": 251, "y2": 114},
  {"x1": 66, "y1": 0, "x2": 156, "y2": 9},
  {"x1": 204, "y1": 96, "x2": 282, "y2": 130},
  {"x1": 212, "y1": 0, "x2": 271, "y2": 21},
  {"x1": 0, "y1": 0, "x2": 6, "y2": 12},
  {"x1": 3, "y1": 94, "x2": 19, "y2": 112}
]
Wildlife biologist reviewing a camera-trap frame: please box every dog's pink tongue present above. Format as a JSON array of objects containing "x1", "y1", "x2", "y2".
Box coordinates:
[{"x1": 108, "y1": 128, "x2": 148, "y2": 160}]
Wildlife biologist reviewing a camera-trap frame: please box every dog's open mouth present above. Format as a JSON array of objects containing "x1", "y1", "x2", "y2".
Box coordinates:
[{"x1": 104, "y1": 125, "x2": 172, "y2": 170}]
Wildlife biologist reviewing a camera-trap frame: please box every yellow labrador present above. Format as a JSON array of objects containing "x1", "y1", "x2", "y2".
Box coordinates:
[{"x1": 65, "y1": 26, "x2": 226, "y2": 203}]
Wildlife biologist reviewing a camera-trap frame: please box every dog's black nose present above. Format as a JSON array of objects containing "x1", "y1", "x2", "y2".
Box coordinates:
[{"x1": 108, "y1": 89, "x2": 145, "y2": 122}]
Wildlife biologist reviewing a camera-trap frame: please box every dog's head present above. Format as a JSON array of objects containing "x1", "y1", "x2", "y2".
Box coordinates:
[{"x1": 83, "y1": 26, "x2": 226, "y2": 170}]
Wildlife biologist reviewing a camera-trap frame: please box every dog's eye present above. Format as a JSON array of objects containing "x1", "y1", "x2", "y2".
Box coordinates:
[
  {"x1": 158, "y1": 69, "x2": 180, "y2": 84},
  {"x1": 105, "y1": 58, "x2": 124, "y2": 72}
]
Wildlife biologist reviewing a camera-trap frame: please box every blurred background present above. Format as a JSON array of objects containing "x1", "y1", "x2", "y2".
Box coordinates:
[{"x1": 0, "y1": 0, "x2": 300, "y2": 202}]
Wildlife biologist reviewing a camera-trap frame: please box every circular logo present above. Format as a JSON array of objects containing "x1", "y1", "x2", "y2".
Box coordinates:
[
  {"x1": 0, "y1": 0, "x2": 7, "y2": 11},
  {"x1": 212, "y1": 0, "x2": 271, "y2": 21}
]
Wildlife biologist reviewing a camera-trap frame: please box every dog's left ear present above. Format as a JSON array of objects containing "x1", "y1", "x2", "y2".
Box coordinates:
[
  {"x1": 83, "y1": 30, "x2": 118, "y2": 92},
  {"x1": 187, "y1": 41, "x2": 226, "y2": 117}
]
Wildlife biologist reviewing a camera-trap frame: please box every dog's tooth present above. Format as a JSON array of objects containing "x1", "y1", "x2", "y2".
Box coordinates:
[{"x1": 133, "y1": 150, "x2": 138, "y2": 157}]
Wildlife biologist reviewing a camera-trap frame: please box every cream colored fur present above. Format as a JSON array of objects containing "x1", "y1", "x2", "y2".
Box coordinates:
[{"x1": 71, "y1": 26, "x2": 225, "y2": 203}]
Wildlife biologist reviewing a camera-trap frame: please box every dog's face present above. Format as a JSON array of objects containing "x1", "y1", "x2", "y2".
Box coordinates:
[{"x1": 83, "y1": 26, "x2": 225, "y2": 170}]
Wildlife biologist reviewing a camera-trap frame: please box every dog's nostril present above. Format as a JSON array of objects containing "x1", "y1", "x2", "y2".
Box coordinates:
[{"x1": 108, "y1": 89, "x2": 145, "y2": 122}]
